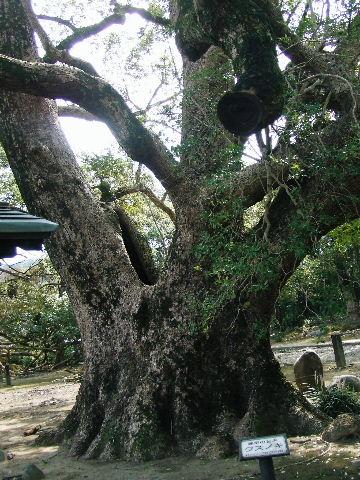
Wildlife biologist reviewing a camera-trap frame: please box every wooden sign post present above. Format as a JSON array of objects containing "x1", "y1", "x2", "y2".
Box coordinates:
[{"x1": 239, "y1": 434, "x2": 290, "y2": 480}]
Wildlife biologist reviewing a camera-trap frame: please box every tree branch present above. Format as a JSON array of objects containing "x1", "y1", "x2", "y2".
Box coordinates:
[
  {"x1": 113, "y1": 3, "x2": 171, "y2": 28},
  {"x1": 301, "y1": 73, "x2": 359, "y2": 128},
  {"x1": 230, "y1": 161, "x2": 289, "y2": 209},
  {"x1": 52, "y1": 52, "x2": 99, "y2": 76},
  {"x1": 257, "y1": 115, "x2": 360, "y2": 258},
  {"x1": 21, "y1": 0, "x2": 98, "y2": 76},
  {"x1": 0, "y1": 330, "x2": 56, "y2": 354},
  {"x1": 21, "y1": 0, "x2": 54, "y2": 54},
  {"x1": 0, "y1": 54, "x2": 178, "y2": 189},
  {"x1": 257, "y1": 0, "x2": 320, "y2": 67},
  {"x1": 115, "y1": 186, "x2": 176, "y2": 222},
  {"x1": 56, "y1": 13, "x2": 126, "y2": 51},
  {"x1": 53, "y1": 6, "x2": 170, "y2": 52},
  {"x1": 111, "y1": 204, "x2": 159, "y2": 286},
  {"x1": 37, "y1": 14, "x2": 76, "y2": 31},
  {"x1": 258, "y1": 1, "x2": 360, "y2": 119},
  {"x1": 260, "y1": 0, "x2": 342, "y2": 80},
  {"x1": 236, "y1": 119, "x2": 360, "y2": 306},
  {"x1": 58, "y1": 104, "x2": 98, "y2": 121}
]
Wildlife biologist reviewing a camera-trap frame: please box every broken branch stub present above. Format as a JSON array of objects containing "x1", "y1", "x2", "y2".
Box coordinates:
[
  {"x1": 175, "y1": 0, "x2": 286, "y2": 136},
  {"x1": 217, "y1": 90, "x2": 264, "y2": 136}
]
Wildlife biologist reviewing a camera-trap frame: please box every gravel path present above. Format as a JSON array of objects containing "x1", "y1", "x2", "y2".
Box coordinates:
[
  {"x1": 0, "y1": 382, "x2": 79, "y2": 415},
  {"x1": 273, "y1": 341, "x2": 360, "y2": 365}
]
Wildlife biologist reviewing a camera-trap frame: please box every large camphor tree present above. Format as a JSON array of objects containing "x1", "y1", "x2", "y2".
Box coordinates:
[{"x1": 0, "y1": 0, "x2": 359, "y2": 461}]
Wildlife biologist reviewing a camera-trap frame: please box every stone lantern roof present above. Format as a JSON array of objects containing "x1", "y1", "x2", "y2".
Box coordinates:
[{"x1": 0, "y1": 202, "x2": 58, "y2": 258}]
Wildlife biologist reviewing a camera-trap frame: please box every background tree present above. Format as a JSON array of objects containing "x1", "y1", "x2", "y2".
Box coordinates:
[
  {"x1": 0, "y1": 0, "x2": 359, "y2": 461},
  {"x1": 274, "y1": 220, "x2": 360, "y2": 335},
  {"x1": 0, "y1": 260, "x2": 80, "y2": 372}
]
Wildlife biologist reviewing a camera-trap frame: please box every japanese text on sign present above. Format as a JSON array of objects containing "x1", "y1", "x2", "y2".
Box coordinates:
[{"x1": 239, "y1": 434, "x2": 290, "y2": 460}]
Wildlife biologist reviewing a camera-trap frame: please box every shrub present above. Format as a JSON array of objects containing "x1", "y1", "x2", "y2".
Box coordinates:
[{"x1": 316, "y1": 386, "x2": 360, "y2": 418}]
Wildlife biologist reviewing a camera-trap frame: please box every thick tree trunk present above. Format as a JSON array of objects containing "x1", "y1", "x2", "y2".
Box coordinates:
[
  {"x1": 0, "y1": 0, "x2": 331, "y2": 463},
  {"x1": 51, "y1": 183, "x2": 325, "y2": 460},
  {"x1": 56, "y1": 268, "x2": 324, "y2": 461}
]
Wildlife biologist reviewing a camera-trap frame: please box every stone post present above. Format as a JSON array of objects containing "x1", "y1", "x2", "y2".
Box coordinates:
[{"x1": 331, "y1": 333, "x2": 346, "y2": 369}]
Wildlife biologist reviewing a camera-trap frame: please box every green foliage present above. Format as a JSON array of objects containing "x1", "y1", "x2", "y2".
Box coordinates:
[
  {"x1": 193, "y1": 183, "x2": 280, "y2": 327},
  {"x1": 0, "y1": 260, "x2": 81, "y2": 371},
  {"x1": 330, "y1": 220, "x2": 360, "y2": 252},
  {"x1": 0, "y1": 147, "x2": 23, "y2": 207},
  {"x1": 148, "y1": 1, "x2": 167, "y2": 18},
  {"x1": 316, "y1": 386, "x2": 360, "y2": 418},
  {"x1": 283, "y1": 0, "x2": 360, "y2": 50},
  {"x1": 81, "y1": 152, "x2": 174, "y2": 267},
  {"x1": 82, "y1": 152, "x2": 135, "y2": 192},
  {"x1": 274, "y1": 219, "x2": 360, "y2": 335},
  {"x1": 275, "y1": 254, "x2": 344, "y2": 332}
]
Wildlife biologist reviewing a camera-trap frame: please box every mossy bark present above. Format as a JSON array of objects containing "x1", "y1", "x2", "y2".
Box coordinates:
[
  {"x1": 175, "y1": 0, "x2": 286, "y2": 129},
  {"x1": 56, "y1": 259, "x2": 324, "y2": 461}
]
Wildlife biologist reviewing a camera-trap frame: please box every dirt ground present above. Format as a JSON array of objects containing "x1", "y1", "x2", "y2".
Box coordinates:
[{"x1": 1, "y1": 365, "x2": 360, "y2": 479}]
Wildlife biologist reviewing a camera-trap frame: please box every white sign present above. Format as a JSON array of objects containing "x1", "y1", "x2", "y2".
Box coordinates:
[{"x1": 239, "y1": 434, "x2": 290, "y2": 460}]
